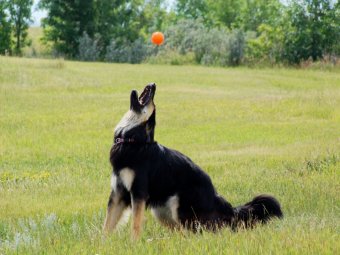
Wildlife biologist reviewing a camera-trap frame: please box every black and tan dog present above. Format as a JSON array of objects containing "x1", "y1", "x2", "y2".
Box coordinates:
[{"x1": 103, "y1": 83, "x2": 283, "y2": 240}]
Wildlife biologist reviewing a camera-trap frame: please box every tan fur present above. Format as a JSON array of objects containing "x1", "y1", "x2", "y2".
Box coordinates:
[
  {"x1": 103, "y1": 193, "x2": 127, "y2": 234},
  {"x1": 119, "y1": 168, "x2": 135, "y2": 191},
  {"x1": 151, "y1": 195, "x2": 180, "y2": 229},
  {"x1": 131, "y1": 200, "x2": 146, "y2": 240},
  {"x1": 115, "y1": 102, "x2": 155, "y2": 135}
]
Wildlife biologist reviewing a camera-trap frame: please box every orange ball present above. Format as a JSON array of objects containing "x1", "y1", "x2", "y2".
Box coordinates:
[{"x1": 151, "y1": 32, "x2": 164, "y2": 46}]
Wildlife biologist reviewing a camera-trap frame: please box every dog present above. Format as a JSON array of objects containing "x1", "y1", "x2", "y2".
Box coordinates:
[{"x1": 103, "y1": 83, "x2": 283, "y2": 240}]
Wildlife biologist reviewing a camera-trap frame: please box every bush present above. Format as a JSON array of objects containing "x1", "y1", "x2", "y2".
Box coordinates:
[
  {"x1": 244, "y1": 25, "x2": 283, "y2": 66},
  {"x1": 150, "y1": 19, "x2": 246, "y2": 67},
  {"x1": 130, "y1": 38, "x2": 148, "y2": 64},
  {"x1": 105, "y1": 38, "x2": 147, "y2": 64},
  {"x1": 78, "y1": 32, "x2": 101, "y2": 62},
  {"x1": 192, "y1": 27, "x2": 229, "y2": 66},
  {"x1": 164, "y1": 19, "x2": 205, "y2": 55},
  {"x1": 228, "y1": 29, "x2": 245, "y2": 66}
]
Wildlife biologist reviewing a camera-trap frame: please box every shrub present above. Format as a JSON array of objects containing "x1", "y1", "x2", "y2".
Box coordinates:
[
  {"x1": 228, "y1": 29, "x2": 245, "y2": 66},
  {"x1": 130, "y1": 38, "x2": 148, "y2": 64},
  {"x1": 192, "y1": 27, "x2": 230, "y2": 66},
  {"x1": 78, "y1": 32, "x2": 101, "y2": 62},
  {"x1": 164, "y1": 19, "x2": 205, "y2": 55},
  {"x1": 244, "y1": 25, "x2": 283, "y2": 66},
  {"x1": 105, "y1": 38, "x2": 147, "y2": 64},
  {"x1": 148, "y1": 19, "x2": 246, "y2": 67}
]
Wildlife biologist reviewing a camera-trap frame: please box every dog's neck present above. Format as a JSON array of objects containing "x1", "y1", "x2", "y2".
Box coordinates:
[{"x1": 114, "y1": 110, "x2": 156, "y2": 146}]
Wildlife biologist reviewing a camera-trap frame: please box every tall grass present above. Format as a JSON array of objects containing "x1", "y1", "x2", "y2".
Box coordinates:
[{"x1": 0, "y1": 56, "x2": 339, "y2": 254}]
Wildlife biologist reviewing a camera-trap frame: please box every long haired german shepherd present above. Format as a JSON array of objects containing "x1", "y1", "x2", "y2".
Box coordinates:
[{"x1": 103, "y1": 83, "x2": 283, "y2": 239}]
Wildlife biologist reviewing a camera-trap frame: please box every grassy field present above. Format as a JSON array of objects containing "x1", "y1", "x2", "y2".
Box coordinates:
[
  {"x1": 23, "y1": 27, "x2": 50, "y2": 58},
  {"x1": 0, "y1": 56, "x2": 339, "y2": 254}
]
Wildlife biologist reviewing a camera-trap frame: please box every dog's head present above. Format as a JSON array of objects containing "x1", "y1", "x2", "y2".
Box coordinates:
[{"x1": 114, "y1": 83, "x2": 156, "y2": 143}]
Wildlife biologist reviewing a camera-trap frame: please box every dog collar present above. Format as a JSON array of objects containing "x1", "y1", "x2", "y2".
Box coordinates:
[
  {"x1": 115, "y1": 138, "x2": 135, "y2": 144},
  {"x1": 114, "y1": 138, "x2": 156, "y2": 145}
]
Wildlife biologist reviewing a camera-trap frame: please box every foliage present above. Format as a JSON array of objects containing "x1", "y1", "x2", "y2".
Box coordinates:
[
  {"x1": 205, "y1": 0, "x2": 243, "y2": 28},
  {"x1": 183, "y1": 0, "x2": 283, "y2": 30},
  {"x1": 192, "y1": 27, "x2": 229, "y2": 66},
  {"x1": 78, "y1": 32, "x2": 101, "y2": 62},
  {"x1": 164, "y1": 19, "x2": 205, "y2": 55},
  {"x1": 0, "y1": 1, "x2": 12, "y2": 55},
  {"x1": 39, "y1": 0, "x2": 147, "y2": 59},
  {"x1": 282, "y1": 0, "x2": 339, "y2": 64},
  {"x1": 245, "y1": 24, "x2": 284, "y2": 65},
  {"x1": 95, "y1": 0, "x2": 145, "y2": 55},
  {"x1": 228, "y1": 29, "x2": 245, "y2": 66},
  {"x1": 105, "y1": 38, "x2": 147, "y2": 64},
  {"x1": 39, "y1": 0, "x2": 96, "y2": 58},
  {"x1": 140, "y1": 0, "x2": 173, "y2": 36},
  {"x1": 175, "y1": 0, "x2": 210, "y2": 25},
  {"x1": 240, "y1": 0, "x2": 283, "y2": 31},
  {"x1": 153, "y1": 19, "x2": 245, "y2": 66},
  {"x1": 7, "y1": 0, "x2": 33, "y2": 55}
]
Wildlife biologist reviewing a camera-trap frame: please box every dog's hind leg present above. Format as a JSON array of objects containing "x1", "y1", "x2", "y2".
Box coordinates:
[{"x1": 103, "y1": 190, "x2": 129, "y2": 234}]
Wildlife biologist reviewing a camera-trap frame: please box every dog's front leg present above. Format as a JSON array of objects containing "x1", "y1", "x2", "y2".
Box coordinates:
[
  {"x1": 131, "y1": 198, "x2": 146, "y2": 240},
  {"x1": 103, "y1": 190, "x2": 128, "y2": 234}
]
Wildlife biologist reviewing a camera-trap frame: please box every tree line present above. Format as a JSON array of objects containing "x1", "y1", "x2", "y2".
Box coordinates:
[
  {"x1": 0, "y1": 0, "x2": 339, "y2": 66},
  {"x1": 0, "y1": 0, "x2": 33, "y2": 55}
]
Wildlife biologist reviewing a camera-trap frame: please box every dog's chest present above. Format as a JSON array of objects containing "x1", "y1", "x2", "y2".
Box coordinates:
[{"x1": 111, "y1": 167, "x2": 135, "y2": 192}]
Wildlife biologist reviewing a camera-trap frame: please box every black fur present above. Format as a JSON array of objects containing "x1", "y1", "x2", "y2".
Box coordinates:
[{"x1": 107, "y1": 83, "x2": 283, "y2": 232}]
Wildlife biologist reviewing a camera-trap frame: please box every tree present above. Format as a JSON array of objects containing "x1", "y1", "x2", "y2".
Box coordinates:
[
  {"x1": 40, "y1": 0, "x2": 145, "y2": 58},
  {"x1": 240, "y1": 0, "x2": 283, "y2": 31},
  {"x1": 283, "y1": 0, "x2": 339, "y2": 63},
  {"x1": 95, "y1": 0, "x2": 145, "y2": 49},
  {"x1": 206, "y1": 0, "x2": 244, "y2": 28},
  {"x1": 175, "y1": 0, "x2": 211, "y2": 25},
  {"x1": 0, "y1": 0, "x2": 12, "y2": 55},
  {"x1": 140, "y1": 0, "x2": 170, "y2": 35},
  {"x1": 331, "y1": 1, "x2": 340, "y2": 56},
  {"x1": 245, "y1": 24, "x2": 284, "y2": 65},
  {"x1": 8, "y1": 0, "x2": 33, "y2": 55},
  {"x1": 39, "y1": 0, "x2": 96, "y2": 58}
]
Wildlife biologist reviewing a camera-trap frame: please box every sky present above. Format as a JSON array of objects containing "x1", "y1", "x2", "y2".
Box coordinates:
[{"x1": 31, "y1": 0, "x2": 47, "y2": 27}]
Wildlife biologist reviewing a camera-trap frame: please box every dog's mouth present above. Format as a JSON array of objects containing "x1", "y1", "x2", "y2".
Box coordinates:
[{"x1": 139, "y1": 83, "x2": 156, "y2": 106}]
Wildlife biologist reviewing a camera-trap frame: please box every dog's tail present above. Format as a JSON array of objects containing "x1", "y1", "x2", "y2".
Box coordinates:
[{"x1": 232, "y1": 194, "x2": 283, "y2": 228}]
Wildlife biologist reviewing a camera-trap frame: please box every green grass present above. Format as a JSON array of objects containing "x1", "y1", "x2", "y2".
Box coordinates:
[
  {"x1": 23, "y1": 27, "x2": 51, "y2": 57},
  {"x1": 0, "y1": 56, "x2": 339, "y2": 254}
]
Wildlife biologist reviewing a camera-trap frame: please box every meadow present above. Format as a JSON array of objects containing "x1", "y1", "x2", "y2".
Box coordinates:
[
  {"x1": 22, "y1": 27, "x2": 51, "y2": 58},
  {"x1": 0, "y1": 56, "x2": 339, "y2": 254}
]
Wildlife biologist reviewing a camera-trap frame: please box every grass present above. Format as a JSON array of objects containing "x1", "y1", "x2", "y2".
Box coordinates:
[
  {"x1": 23, "y1": 27, "x2": 51, "y2": 58},
  {"x1": 0, "y1": 56, "x2": 339, "y2": 254}
]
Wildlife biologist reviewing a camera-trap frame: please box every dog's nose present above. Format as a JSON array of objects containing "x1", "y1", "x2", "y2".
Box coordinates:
[{"x1": 149, "y1": 83, "x2": 156, "y2": 90}]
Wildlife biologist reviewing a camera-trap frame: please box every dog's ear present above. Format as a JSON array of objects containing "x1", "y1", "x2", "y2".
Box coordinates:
[{"x1": 130, "y1": 90, "x2": 140, "y2": 112}]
